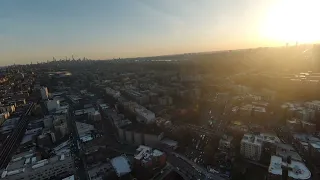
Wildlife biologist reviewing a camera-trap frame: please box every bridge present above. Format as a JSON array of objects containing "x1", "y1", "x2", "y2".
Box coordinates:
[
  {"x1": 0, "y1": 102, "x2": 35, "y2": 169},
  {"x1": 170, "y1": 152, "x2": 226, "y2": 180}
]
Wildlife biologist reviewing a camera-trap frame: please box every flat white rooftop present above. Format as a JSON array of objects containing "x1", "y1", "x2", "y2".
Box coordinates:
[
  {"x1": 269, "y1": 156, "x2": 311, "y2": 180},
  {"x1": 310, "y1": 141, "x2": 320, "y2": 149},
  {"x1": 276, "y1": 144, "x2": 302, "y2": 161},
  {"x1": 110, "y1": 156, "x2": 131, "y2": 177},
  {"x1": 242, "y1": 133, "x2": 280, "y2": 145},
  {"x1": 293, "y1": 133, "x2": 320, "y2": 142},
  {"x1": 62, "y1": 175, "x2": 75, "y2": 180}
]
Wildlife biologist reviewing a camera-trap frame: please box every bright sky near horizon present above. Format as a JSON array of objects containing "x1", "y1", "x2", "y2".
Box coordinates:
[{"x1": 1, "y1": 0, "x2": 320, "y2": 65}]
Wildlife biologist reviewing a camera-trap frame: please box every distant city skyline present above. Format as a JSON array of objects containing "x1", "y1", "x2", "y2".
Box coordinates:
[{"x1": 1, "y1": 0, "x2": 320, "y2": 65}]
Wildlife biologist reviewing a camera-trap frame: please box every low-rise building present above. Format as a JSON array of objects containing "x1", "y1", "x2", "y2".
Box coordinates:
[
  {"x1": 62, "y1": 175, "x2": 75, "y2": 180},
  {"x1": 275, "y1": 144, "x2": 302, "y2": 162},
  {"x1": 54, "y1": 123, "x2": 68, "y2": 137},
  {"x1": 304, "y1": 100, "x2": 320, "y2": 111},
  {"x1": 308, "y1": 141, "x2": 320, "y2": 166},
  {"x1": 160, "y1": 139, "x2": 178, "y2": 150},
  {"x1": 286, "y1": 119, "x2": 302, "y2": 132},
  {"x1": 292, "y1": 133, "x2": 320, "y2": 156},
  {"x1": 239, "y1": 104, "x2": 266, "y2": 117},
  {"x1": 296, "y1": 109, "x2": 315, "y2": 122},
  {"x1": 42, "y1": 116, "x2": 53, "y2": 128},
  {"x1": 37, "y1": 134, "x2": 53, "y2": 147},
  {"x1": 46, "y1": 99, "x2": 60, "y2": 112},
  {"x1": 110, "y1": 156, "x2": 131, "y2": 178},
  {"x1": 158, "y1": 96, "x2": 173, "y2": 106},
  {"x1": 123, "y1": 89, "x2": 149, "y2": 105},
  {"x1": 219, "y1": 135, "x2": 234, "y2": 152},
  {"x1": 135, "y1": 107, "x2": 155, "y2": 124},
  {"x1": 134, "y1": 145, "x2": 166, "y2": 169},
  {"x1": 105, "y1": 87, "x2": 121, "y2": 99},
  {"x1": 76, "y1": 122, "x2": 94, "y2": 136},
  {"x1": 98, "y1": 103, "x2": 109, "y2": 110},
  {"x1": 240, "y1": 133, "x2": 280, "y2": 161},
  {"x1": 301, "y1": 121, "x2": 316, "y2": 133},
  {"x1": 124, "y1": 102, "x2": 155, "y2": 124},
  {"x1": 76, "y1": 122, "x2": 95, "y2": 143},
  {"x1": 89, "y1": 111, "x2": 101, "y2": 122},
  {"x1": 87, "y1": 163, "x2": 113, "y2": 180},
  {"x1": 117, "y1": 125, "x2": 163, "y2": 146},
  {"x1": 0, "y1": 151, "x2": 74, "y2": 180},
  {"x1": 286, "y1": 118, "x2": 316, "y2": 133},
  {"x1": 268, "y1": 155, "x2": 311, "y2": 180},
  {"x1": 227, "y1": 121, "x2": 249, "y2": 134}
]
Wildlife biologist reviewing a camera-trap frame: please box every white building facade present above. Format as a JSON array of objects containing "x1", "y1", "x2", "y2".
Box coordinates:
[
  {"x1": 240, "y1": 133, "x2": 280, "y2": 161},
  {"x1": 40, "y1": 87, "x2": 49, "y2": 100},
  {"x1": 1, "y1": 153, "x2": 74, "y2": 180},
  {"x1": 240, "y1": 134, "x2": 262, "y2": 161},
  {"x1": 135, "y1": 107, "x2": 155, "y2": 124}
]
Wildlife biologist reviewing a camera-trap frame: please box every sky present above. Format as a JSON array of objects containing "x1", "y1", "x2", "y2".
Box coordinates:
[{"x1": 1, "y1": 0, "x2": 320, "y2": 65}]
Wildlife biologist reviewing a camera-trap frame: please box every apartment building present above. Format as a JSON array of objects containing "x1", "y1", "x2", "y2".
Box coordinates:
[
  {"x1": 0, "y1": 152, "x2": 74, "y2": 180},
  {"x1": 240, "y1": 133, "x2": 280, "y2": 161}
]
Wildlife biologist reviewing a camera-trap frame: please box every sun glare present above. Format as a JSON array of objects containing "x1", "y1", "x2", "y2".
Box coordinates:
[{"x1": 261, "y1": 0, "x2": 320, "y2": 44}]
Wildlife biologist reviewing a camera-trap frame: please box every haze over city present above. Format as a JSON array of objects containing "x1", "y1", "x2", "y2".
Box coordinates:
[
  {"x1": 2, "y1": 1, "x2": 320, "y2": 180},
  {"x1": 1, "y1": 0, "x2": 320, "y2": 65}
]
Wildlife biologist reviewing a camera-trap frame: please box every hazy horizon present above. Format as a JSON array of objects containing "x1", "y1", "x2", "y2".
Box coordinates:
[{"x1": 1, "y1": 0, "x2": 320, "y2": 65}]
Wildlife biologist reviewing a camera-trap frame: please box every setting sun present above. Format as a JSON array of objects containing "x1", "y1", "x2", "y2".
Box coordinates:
[{"x1": 261, "y1": 0, "x2": 320, "y2": 44}]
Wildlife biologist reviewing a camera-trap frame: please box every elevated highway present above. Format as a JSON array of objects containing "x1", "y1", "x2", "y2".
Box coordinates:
[{"x1": 0, "y1": 102, "x2": 35, "y2": 169}]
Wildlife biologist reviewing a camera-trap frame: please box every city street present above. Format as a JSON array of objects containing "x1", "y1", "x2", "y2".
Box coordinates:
[
  {"x1": 167, "y1": 152, "x2": 226, "y2": 180},
  {"x1": 167, "y1": 153, "x2": 206, "y2": 180},
  {"x1": 67, "y1": 106, "x2": 89, "y2": 180},
  {"x1": 184, "y1": 134, "x2": 210, "y2": 166}
]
